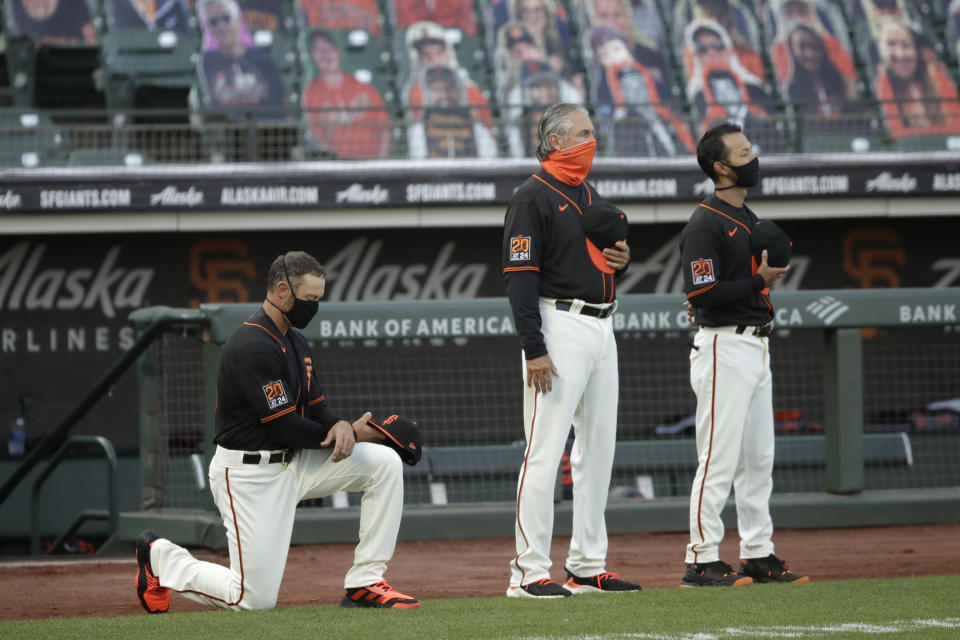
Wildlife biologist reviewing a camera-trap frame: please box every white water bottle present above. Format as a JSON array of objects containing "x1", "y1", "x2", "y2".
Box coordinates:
[{"x1": 8, "y1": 416, "x2": 25, "y2": 456}]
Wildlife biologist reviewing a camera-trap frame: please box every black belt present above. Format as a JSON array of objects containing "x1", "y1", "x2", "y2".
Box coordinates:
[
  {"x1": 242, "y1": 449, "x2": 293, "y2": 464},
  {"x1": 736, "y1": 321, "x2": 774, "y2": 338},
  {"x1": 555, "y1": 299, "x2": 617, "y2": 319}
]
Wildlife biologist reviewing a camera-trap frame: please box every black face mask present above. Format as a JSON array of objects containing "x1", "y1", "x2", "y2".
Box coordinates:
[
  {"x1": 718, "y1": 156, "x2": 760, "y2": 189},
  {"x1": 270, "y1": 255, "x2": 320, "y2": 329},
  {"x1": 284, "y1": 285, "x2": 319, "y2": 329}
]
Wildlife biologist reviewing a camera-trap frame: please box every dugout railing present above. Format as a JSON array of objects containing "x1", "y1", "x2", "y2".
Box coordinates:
[{"x1": 116, "y1": 288, "x2": 960, "y2": 548}]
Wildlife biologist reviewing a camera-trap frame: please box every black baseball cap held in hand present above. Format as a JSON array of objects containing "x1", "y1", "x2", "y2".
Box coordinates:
[
  {"x1": 366, "y1": 414, "x2": 423, "y2": 466},
  {"x1": 750, "y1": 219, "x2": 792, "y2": 268},
  {"x1": 581, "y1": 199, "x2": 628, "y2": 274}
]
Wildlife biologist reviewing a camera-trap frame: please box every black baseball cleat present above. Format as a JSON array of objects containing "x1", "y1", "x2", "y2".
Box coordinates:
[
  {"x1": 135, "y1": 529, "x2": 170, "y2": 613},
  {"x1": 739, "y1": 554, "x2": 810, "y2": 583},
  {"x1": 506, "y1": 578, "x2": 572, "y2": 598},
  {"x1": 681, "y1": 560, "x2": 754, "y2": 587},
  {"x1": 341, "y1": 581, "x2": 420, "y2": 608},
  {"x1": 564, "y1": 569, "x2": 642, "y2": 594}
]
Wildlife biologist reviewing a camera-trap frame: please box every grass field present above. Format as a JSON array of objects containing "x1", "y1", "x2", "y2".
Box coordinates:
[{"x1": 2, "y1": 575, "x2": 958, "y2": 639}]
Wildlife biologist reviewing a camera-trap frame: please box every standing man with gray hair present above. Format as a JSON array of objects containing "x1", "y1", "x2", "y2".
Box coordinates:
[{"x1": 502, "y1": 103, "x2": 640, "y2": 598}]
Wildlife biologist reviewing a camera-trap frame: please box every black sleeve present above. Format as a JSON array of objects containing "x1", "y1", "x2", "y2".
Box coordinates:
[
  {"x1": 505, "y1": 270, "x2": 546, "y2": 359},
  {"x1": 308, "y1": 387, "x2": 348, "y2": 430},
  {"x1": 503, "y1": 199, "x2": 546, "y2": 359},
  {"x1": 233, "y1": 351, "x2": 347, "y2": 448},
  {"x1": 681, "y1": 228, "x2": 765, "y2": 309},
  {"x1": 266, "y1": 411, "x2": 340, "y2": 448},
  {"x1": 235, "y1": 351, "x2": 301, "y2": 424}
]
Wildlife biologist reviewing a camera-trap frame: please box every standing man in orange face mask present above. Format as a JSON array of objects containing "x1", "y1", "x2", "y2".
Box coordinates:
[{"x1": 501, "y1": 103, "x2": 640, "y2": 598}]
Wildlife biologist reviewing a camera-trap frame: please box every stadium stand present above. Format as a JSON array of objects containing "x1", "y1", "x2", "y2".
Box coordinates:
[
  {"x1": 680, "y1": 18, "x2": 788, "y2": 152},
  {"x1": 672, "y1": 0, "x2": 766, "y2": 81},
  {"x1": 2, "y1": 0, "x2": 960, "y2": 162},
  {"x1": 393, "y1": 19, "x2": 495, "y2": 158},
  {"x1": 97, "y1": 0, "x2": 200, "y2": 117},
  {"x1": 296, "y1": 0, "x2": 384, "y2": 35},
  {"x1": 484, "y1": 0, "x2": 583, "y2": 101},
  {"x1": 387, "y1": 0, "x2": 479, "y2": 36},
  {"x1": 298, "y1": 22, "x2": 395, "y2": 103},
  {"x1": 759, "y1": 0, "x2": 880, "y2": 151},
  {"x1": 299, "y1": 27, "x2": 393, "y2": 159},
  {"x1": 579, "y1": 0, "x2": 676, "y2": 105},
  {"x1": 388, "y1": 1, "x2": 491, "y2": 103},
  {"x1": 190, "y1": 0, "x2": 302, "y2": 161},
  {"x1": 862, "y1": 13, "x2": 960, "y2": 149},
  {"x1": 405, "y1": 62, "x2": 500, "y2": 158},
  {"x1": 0, "y1": 107, "x2": 67, "y2": 166},
  {"x1": 66, "y1": 147, "x2": 151, "y2": 167},
  {"x1": 3, "y1": 0, "x2": 102, "y2": 109}
]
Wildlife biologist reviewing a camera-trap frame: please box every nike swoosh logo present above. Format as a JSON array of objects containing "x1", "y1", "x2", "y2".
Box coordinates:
[
  {"x1": 558, "y1": 203, "x2": 569, "y2": 211},
  {"x1": 728, "y1": 228, "x2": 738, "y2": 237}
]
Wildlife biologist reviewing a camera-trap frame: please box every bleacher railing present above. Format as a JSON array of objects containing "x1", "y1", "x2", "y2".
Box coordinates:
[{"x1": 2, "y1": 100, "x2": 960, "y2": 168}]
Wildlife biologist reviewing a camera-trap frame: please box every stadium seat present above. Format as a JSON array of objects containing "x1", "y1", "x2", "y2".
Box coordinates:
[
  {"x1": 66, "y1": 148, "x2": 152, "y2": 167},
  {"x1": 238, "y1": 0, "x2": 297, "y2": 38},
  {"x1": 577, "y1": 0, "x2": 679, "y2": 110},
  {"x1": 853, "y1": 13, "x2": 960, "y2": 145},
  {"x1": 893, "y1": 132, "x2": 960, "y2": 150},
  {"x1": 671, "y1": 0, "x2": 766, "y2": 82},
  {"x1": 189, "y1": 0, "x2": 303, "y2": 162},
  {"x1": 392, "y1": 23, "x2": 492, "y2": 105},
  {"x1": 299, "y1": 27, "x2": 397, "y2": 104},
  {"x1": 97, "y1": 24, "x2": 201, "y2": 115},
  {"x1": 2, "y1": 0, "x2": 103, "y2": 108},
  {"x1": 758, "y1": 0, "x2": 882, "y2": 151},
  {"x1": 295, "y1": 0, "x2": 385, "y2": 35},
  {"x1": 0, "y1": 108, "x2": 69, "y2": 166},
  {"x1": 299, "y1": 28, "x2": 395, "y2": 159},
  {"x1": 385, "y1": 0, "x2": 479, "y2": 37}
]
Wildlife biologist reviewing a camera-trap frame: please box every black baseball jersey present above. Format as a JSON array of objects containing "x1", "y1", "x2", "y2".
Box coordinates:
[
  {"x1": 679, "y1": 195, "x2": 772, "y2": 327},
  {"x1": 214, "y1": 307, "x2": 345, "y2": 451},
  {"x1": 502, "y1": 168, "x2": 618, "y2": 358}
]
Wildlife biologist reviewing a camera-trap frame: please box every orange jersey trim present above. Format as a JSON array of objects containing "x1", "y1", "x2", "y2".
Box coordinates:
[
  {"x1": 698, "y1": 203, "x2": 751, "y2": 235},
  {"x1": 532, "y1": 174, "x2": 583, "y2": 216},
  {"x1": 260, "y1": 405, "x2": 296, "y2": 423},
  {"x1": 687, "y1": 281, "x2": 718, "y2": 299},
  {"x1": 242, "y1": 321, "x2": 285, "y2": 347},
  {"x1": 503, "y1": 266, "x2": 541, "y2": 273},
  {"x1": 308, "y1": 395, "x2": 325, "y2": 406}
]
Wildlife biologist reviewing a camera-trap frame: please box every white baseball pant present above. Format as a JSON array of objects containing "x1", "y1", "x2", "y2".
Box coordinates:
[
  {"x1": 149, "y1": 442, "x2": 403, "y2": 610},
  {"x1": 509, "y1": 298, "x2": 619, "y2": 586},
  {"x1": 685, "y1": 326, "x2": 775, "y2": 565}
]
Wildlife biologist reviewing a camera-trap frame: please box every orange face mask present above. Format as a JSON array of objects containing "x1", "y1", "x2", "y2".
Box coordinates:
[{"x1": 541, "y1": 139, "x2": 597, "y2": 186}]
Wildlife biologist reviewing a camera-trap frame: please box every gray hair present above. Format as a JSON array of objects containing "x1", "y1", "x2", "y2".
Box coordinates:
[{"x1": 536, "y1": 103, "x2": 589, "y2": 160}]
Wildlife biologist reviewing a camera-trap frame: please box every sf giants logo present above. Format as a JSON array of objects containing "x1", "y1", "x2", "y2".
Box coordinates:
[
  {"x1": 510, "y1": 235, "x2": 531, "y2": 262},
  {"x1": 691, "y1": 258, "x2": 715, "y2": 285},
  {"x1": 262, "y1": 380, "x2": 289, "y2": 410},
  {"x1": 188, "y1": 240, "x2": 256, "y2": 308}
]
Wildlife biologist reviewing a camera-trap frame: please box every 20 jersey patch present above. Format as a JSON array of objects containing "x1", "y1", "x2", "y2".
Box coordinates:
[
  {"x1": 510, "y1": 235, "x2": 531, "y2": 262},
  {"x1": 262, "y1": 380, "x2": 289, "y2": 410},
  {"x1": 691, "y1": 258, "x2": 715, "y2": 285}
]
